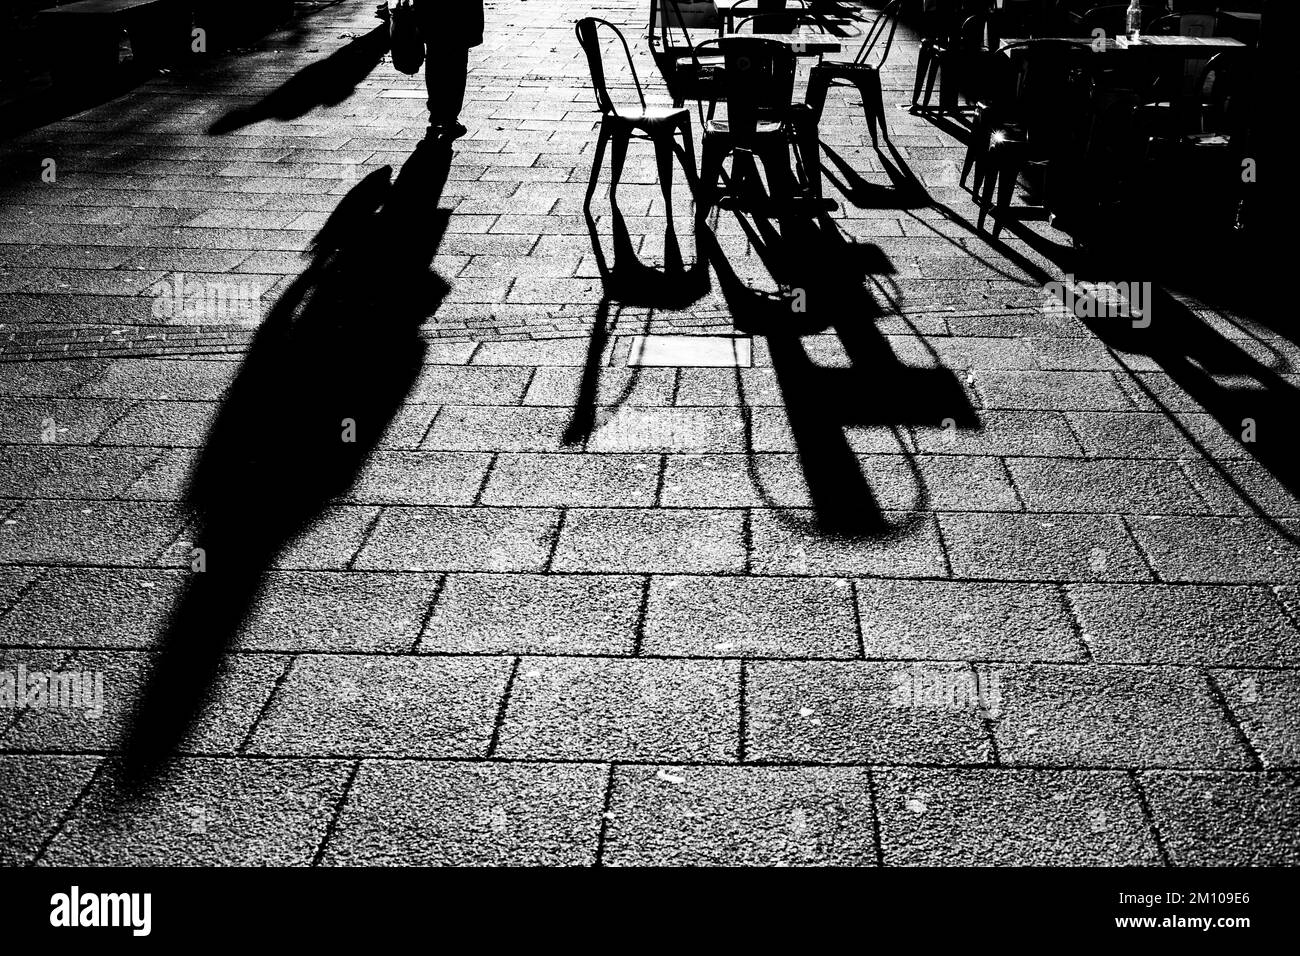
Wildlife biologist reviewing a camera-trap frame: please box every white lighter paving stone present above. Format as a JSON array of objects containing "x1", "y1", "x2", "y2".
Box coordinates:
[{"x1": 627, "y1": 335, "x2": 752, "y2": 368}]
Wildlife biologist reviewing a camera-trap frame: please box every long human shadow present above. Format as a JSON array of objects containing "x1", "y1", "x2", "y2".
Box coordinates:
[
  {"x1": 208, "y1": 24, "x2": 390, "y2": 134},
  {"x1": 119, "y1": 140, "x2": 457, "y2": 786},
  {"x1": 698, "y1": 194, "x2": 976, "y2": 537}
]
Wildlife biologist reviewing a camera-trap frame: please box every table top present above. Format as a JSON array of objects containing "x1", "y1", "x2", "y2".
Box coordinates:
[
  {"x1": 999, "y1": 35, "x2": 1247, "y2": 53},
  {"x1": 680, "y1": 29, "x2": 842, "y2": 54}
]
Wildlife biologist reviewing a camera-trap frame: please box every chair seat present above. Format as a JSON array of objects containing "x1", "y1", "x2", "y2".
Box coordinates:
[
  {"x1": 611, "y1": 105, "x2": 692, "y2": 128},
  {"x1": 812, "y1": 61, "x2": 878, "y2": 77},
  {"x1": 704, "y1": 118, "x2": 786, "y2": 137}
]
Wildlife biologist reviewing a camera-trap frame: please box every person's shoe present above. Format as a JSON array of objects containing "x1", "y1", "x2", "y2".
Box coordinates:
[{"x1": 441, "y1": 121, "x2": 468, "y2": 141}]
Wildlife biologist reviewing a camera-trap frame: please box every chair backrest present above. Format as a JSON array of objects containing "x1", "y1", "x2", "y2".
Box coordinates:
[
  {"x1": 728, "y1": 0, "x2": 809, "y2": 35},
  {"x1": 575, "y1": 18, "x2": 646, "y2": 117},
  {"x1": 1080, "y1": 4, "x2": 1129, "y2": 35},
  {"x1": 704, "y1": 35, "x2": 797, "y2": 143},
  {"x1": 999, "y1": 39, "x2": 1092, "y2": 141},
  {"x1": 651, "y1": 0, "x2": 721, "y2": 49},
  {"x1": 853, "y1": 0, "x2": 901, "y2": 67},
  {"x1": 1151, "y1": 12, "x2": 1216, "y2": 36}
]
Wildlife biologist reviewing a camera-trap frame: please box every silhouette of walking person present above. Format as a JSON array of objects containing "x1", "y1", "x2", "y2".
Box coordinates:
[{"x1": 378, "y1": 0, "x2": 484, "y2": 140}]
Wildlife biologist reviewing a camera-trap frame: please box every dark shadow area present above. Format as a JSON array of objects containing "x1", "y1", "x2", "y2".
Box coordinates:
[
  {"x1": 698, "y1": 188, "x2": 977, "y2": 537},
  {"x1": 208, "y1": 23, "x2": 390, "y2": 135},
  {"x1": 1079, "y1": 285, "x2": 1300, "y2": 521},
  {"x1": 565, "y1": 175, "x2": 710, "y2": 448},
  {"x1": 118, "y1": 139, "x2": 457, "y2": 789}
]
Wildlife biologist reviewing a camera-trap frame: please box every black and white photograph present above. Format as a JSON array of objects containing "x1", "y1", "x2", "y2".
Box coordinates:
[{"x1": 0, "y1": 0, "x2": 1292, "y2": 934}]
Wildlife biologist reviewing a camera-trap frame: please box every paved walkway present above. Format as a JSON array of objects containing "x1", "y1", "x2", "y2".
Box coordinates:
[{"x1": 0, "y1": 0, "x2": 1297, "y2": 865}]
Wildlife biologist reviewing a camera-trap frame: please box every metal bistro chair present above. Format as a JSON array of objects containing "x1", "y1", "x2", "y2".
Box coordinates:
[
  {"x1": 649, "y1": 0, "x2": 726, "y2": 114},
  {"x1": 697, "y1": 35, "x2": 823, "y2": 211},
  {"x1": 968, "y1": 39, "x2": 1092, "y2": 237},
  {"x1": 575, "y1": 18, "x2": 699, "y2": 210},
  {"x1": 725, "y1": 0, "x2": 812, "y2": 34},
  {"x1": 915, "y1": 8, "x2": 992, "y2": 113},
  {"x1": 805, "y1": 0, "x2": 901, "y2": 147}
]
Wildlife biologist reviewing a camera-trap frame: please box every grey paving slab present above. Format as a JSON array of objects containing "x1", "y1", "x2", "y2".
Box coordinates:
[
  {"x1": 750, "y1": 510, "x2": 949, "y2": 578},
  {"x1": 552, "y1": 508, "x2": 745, "y2": 574},
  {"x1": 1069, "y1": 584, "x2": 1300, "y2": 666},
  {"x1": 353, "y1": 506, "x2": 560, "y2": 572},
  {"x1": 745, "y1": 661, "x2": 992, "y2": 764},
  {"x1": 1139, "y1": 771, "x2": 1300, "y2": 865},
  {"x1": 991, "y1": 664, "x2": 1251, "y2": 769},
  {"x1": 603, "y1": 765, "x2": 877, "y2": 866},
  {"x1": 235, "y1": 571, "x2": 440, "y2": 653},
  {"x1": 495, "y1": 658, "x2": 739, "y2": 762},
  {"x1": 939, "y1": 513, "x2": 1152, "y2": 582},
  {"x1": 910, "y1": 410, "x2": 1082, "y2": 457},
  {"x1": 0, "y1": 754, "x2": 100, "y2": 866},
  {"x1": 1006, "y1": 458, "x2": 1209, "y2": 515},
  {"x1": 98, "y1": 400, "x2": 217, "y2": 446},
  {"x1": 0, "y1": 445, "x2": 159, "y2": 500},
  {"x1": 421, "y1": 405, "x2": 578, "y2": 453},
  {"x1": 482, "y1": 453, "x2": 659, "y2": 507},
  {"x1": 410, "y1": 367, "x2": 531, "y2": 405},
  {"x1": 875, "y1": 768, "x2": 1160, "y2": 865},
  {"x1": 0, "y1": 398, "x2": 130, "y2": 445},
  {"x1": 421, "y1": 573, "x2": 639, "y2": 655},
  {"x1": 856, "y1": 579, "x2": 1082, "y2": 661},
  {"x1": 972, "y1": 371, "x2": 1134, "y2": 411},
  {"x1": 587, "y1": 406, "x2": 747, "y2": 453},
  {"x1": 0, "y1": 567, "x2": 183, "y2": 649},
  {"x1": 263, "y1": 506, "x2": 381, "y2": 570},
  {"x1": 321, "y1": 760, "x2": 606, "y2": 866},
  {"x1": 344, "y1": 451, "x2": 491, "y2": 505},
  {"x1": 1, "y1": 650, "x2": 285, "y2": 755},
  {"x1": 750, "y1": 406, "x2": 911, "y2": 455},
  {"x1": 0, "y1": 567, "x2": 40, "y2": 615},
  {"x1": 1065, "y1": 411, "x2": 1203, "y2": 459},
  {"x1": 41, "y1": 757, "x2": 352, "y2": 866},
  {"x1": 0, "y1": 500, "x2": 181, "y2": 566},
  {"x1": 1127, "y1": 516, "x2": 1300, "y2": 583},
  {"x1": 0, "y1": 362, "x2": 108, "y2": 399},
  {"x1": 247, "y1": 654, "x2": 512, "y2": 758},
  {"x1": 76, "y1": 360, "x2": 236, "y2": 401},
  {"x1": 1213, "y1": 669, "x2": 1300, "y2": 769}
]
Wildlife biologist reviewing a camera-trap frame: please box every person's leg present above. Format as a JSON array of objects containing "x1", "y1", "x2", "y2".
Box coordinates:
[{"x1": 424, "y1": 43, "x2": 469, "y2": 131}]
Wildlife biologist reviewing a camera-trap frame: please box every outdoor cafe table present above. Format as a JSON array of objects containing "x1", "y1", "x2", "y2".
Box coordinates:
[
  {"x1": 997, "y1": 35, "x2": 1248, "y2": 56},
  {"x1": 681, "y1": 28, "x2": 842, "y2": 54}
]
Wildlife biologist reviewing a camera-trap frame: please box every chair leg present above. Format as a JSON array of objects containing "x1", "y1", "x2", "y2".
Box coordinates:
[
  {"x1": 805, "y1": 69, "x2": 833, "y2": 125},
  {"x1": 978, "y1": 162, "x2": 997, "y2": 232},
  {"x1": 992, "y1": 158, "x2": 1019, "y2": 239},
  {"x1": 912, "y1": 41, "x2": 932, "y2": 108},
  {"x1": 922, "y1": 54, "x2": 941, "y2": 110},
  {"x1": 858, "y1": 73, "x2": 884, "y2": 148},
  {"x1": 699, "y1": 137, "x2": 728, "y2": 211},
  {"x1": 608, "y1": 126, "x2": 631, "y2": 201},
  {"x1": 961, "y1": 116, "x2": 985, "y2": 189},
  {"x1": 652, "y1": 133, "x2": 677, "y2": 220},
  {"x1": 585, "y1": 121, "x2": 611, "y2": 209},
  {"x1": 675, "y1": 118, "x2": 699, "y2": 193}
]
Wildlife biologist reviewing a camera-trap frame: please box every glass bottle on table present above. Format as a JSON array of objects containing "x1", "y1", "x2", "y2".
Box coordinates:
[{"x1": 1126, "y1": 0, "x2": 1142, "y2": 40}]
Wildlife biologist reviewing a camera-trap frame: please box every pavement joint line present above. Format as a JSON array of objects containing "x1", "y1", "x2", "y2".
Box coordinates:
[
  {"x1": 310, "y1": 758, "x2": 362, "y2": 868},
  {"x1": 865, "y1": 767, "x2": 886, "y2": 866},
  {"x1": 409, "y1": 573, "x2": 449, "y2": 655},
  {"x1": 239, "y1": 655, "x2": 298, "y2": 756},
  {"x1": 30, "y1": 755, "x2": 108, "y2": 867},
  {"x1": 1129, "y1": 770, "x2": 1174, "y2": 867},
  {"x1": 344, "y1": 508, "x2": 388, "y2": 572},
  {"x1": 1058, "y1": 584, "x2": 1096, "y2": 664},
  {"x1": 485, "y1": 656, "x2": 522, "y2": 760},
  {"x1": 540, "y1": 507, "x2": 566, "y2": 573},
  {"x1": 1202, "y1": 669, "x2": 1264, "y2": 771},
  {"x1": 630, "y1": 575, "x2": 651, "y2": 658},
  {"x1": 592, "y1": 763, "x2": 617, "y2": 868},
  {"x1": 1, "y1": 750, "x2": 1289, "y2": 774},
  {"x1": 737, "y1": 660, "x2": 748, "y2": 765},
  {"x1": 848, "y1": 578, "x2": 866, "y2": 661},
  {"x1": 970, "y1": 661, "x2": 1003, "y2": 766}
]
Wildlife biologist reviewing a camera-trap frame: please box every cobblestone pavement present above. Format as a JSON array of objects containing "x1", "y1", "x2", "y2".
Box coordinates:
[{"x1": 0, "y1": 0, "x2": 1297, "y2": 866}]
